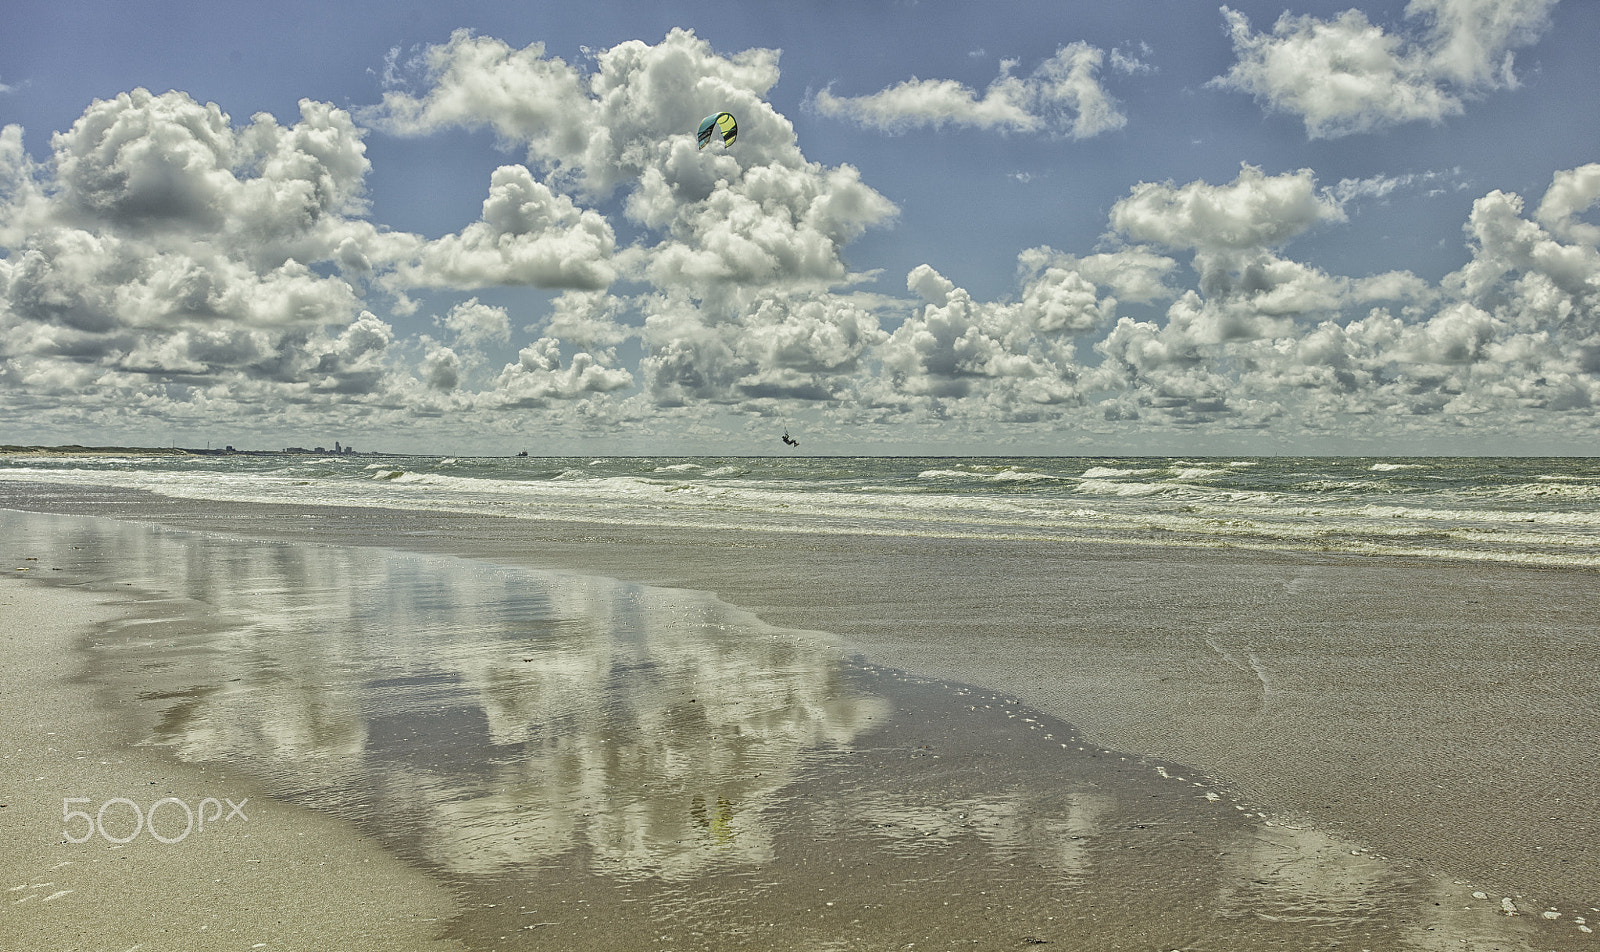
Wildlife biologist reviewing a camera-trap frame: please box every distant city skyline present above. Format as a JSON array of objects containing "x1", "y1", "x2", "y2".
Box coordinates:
[{"x1": 2, "y1": 0, "x2": 1598, "y2": 456}]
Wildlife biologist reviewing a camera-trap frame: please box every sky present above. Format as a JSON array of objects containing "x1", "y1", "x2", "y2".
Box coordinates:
[{"x1": 2, "y1": 0, "x2": 1598, "y2": 456}]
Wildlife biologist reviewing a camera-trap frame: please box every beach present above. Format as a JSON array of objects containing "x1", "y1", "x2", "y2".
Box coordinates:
[
  {"x1": 2, "y1": 478, "x2": 1598, "y2": 949},
  {"x1": 0, "y1": 578, "x2": 465, "y2": 952}
]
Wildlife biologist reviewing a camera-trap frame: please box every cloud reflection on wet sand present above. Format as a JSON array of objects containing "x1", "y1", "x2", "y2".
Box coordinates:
[{"x1": 4, "y1": 508, "x2": 1590, "y2": 950}]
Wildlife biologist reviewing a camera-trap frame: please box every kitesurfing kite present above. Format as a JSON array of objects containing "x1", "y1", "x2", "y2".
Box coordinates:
[{"x1": 697, "y1": 112, "x2": 737, "y2": 150}]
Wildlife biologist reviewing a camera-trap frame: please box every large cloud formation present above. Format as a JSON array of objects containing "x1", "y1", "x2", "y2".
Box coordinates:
[
  {"x1": 369, "y1": 28, "x2": 899, "y2": 422},
  {"x1": 1212, "y1": 0, "x2": 1560, "y2": 138},
  {"x1": 1086, "y1": 161, "x2": 1600, "y2": 432},
  {"x1": 2, "y1": 27, "x2": 1599, "y2": 451},
  {"x1": 0, "y1": 31, "x2": 900, "y2": 443},
  {"x1": 2, "y1": 91, "x2": 389, "y2": 425}
]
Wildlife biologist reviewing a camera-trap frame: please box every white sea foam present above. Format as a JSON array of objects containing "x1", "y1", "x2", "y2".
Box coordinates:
[
  {"x1": 1073, "y1": 479, "x2": 1167, "y2": 497},
  {"x1": 1079, "y1": 466, "x2": 1160, "y2": 479},
  {"x1": 6, "y1": 456, "x2": 1600, "y2": 567},
  {"x1": 1292, "y1": 479, "x2": 1375, "y2": 492},
  {"x1": 965, "y1": 468, "x2": 1063, "y2": 483},
  {"x1": 1492, "y1": 481, "x2": 1600, "y2": 501},
  {"x1": 1369, "y1": 463, "x2": 1420, "y2": 471}
]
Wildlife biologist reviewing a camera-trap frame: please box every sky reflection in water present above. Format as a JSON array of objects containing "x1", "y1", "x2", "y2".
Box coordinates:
[
  {"x1": 3, "y1": 509, "x2": 886, "y2": 880},
  {"x1": 4, "y1": 508, "x2": 1577, "y2": 950}
]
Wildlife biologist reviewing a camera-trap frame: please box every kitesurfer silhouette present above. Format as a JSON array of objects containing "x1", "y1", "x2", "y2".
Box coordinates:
[{"x1": 782, "y1": 429, "x2": 799, "y2": 448}]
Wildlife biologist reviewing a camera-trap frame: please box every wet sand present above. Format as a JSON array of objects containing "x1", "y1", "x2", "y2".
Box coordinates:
[
  {"x1": 3, "y1": 486, "x2": 1599, "y2": 949},
  {"x1": 0, "y1": 580, "x2": 465, "y2": 952}
]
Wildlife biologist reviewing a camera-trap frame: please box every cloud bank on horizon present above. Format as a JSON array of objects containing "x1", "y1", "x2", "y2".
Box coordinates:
[{"x1": 1, "y1": 0, "x2": 1597, "y2": 454}]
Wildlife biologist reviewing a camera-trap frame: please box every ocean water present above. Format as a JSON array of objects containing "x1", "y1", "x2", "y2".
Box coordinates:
[{"x1": 4, "y1": 454, "x2": 1600, "y2": 566}]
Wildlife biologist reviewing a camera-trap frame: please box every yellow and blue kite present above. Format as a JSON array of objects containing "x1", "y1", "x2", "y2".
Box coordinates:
[{"x1": 696, "y1": 111, "x2": 737, "y2": 150}]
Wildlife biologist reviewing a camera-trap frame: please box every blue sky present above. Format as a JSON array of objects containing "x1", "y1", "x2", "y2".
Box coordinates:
[{"x1": 2, "y1": 0, "x2": 1597, "y2": 455}]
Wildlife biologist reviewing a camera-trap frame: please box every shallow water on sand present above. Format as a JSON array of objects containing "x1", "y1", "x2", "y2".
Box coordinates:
[
  {"x1": 3, "y1": 510, "x2": 886, "y2": 881},
  {"x1": 4, "y1": 508, "x2": 1592, "y2": 950}
]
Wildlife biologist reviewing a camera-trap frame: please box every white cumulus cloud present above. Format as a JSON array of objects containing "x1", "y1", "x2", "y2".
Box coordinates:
[
  {"x1": 1212, "y1": 0, "x2": 1559, "y2": 138},
  {"x1": 1110, "y1": 164, "x2": 1346, "y2": 253},
  {"x1": 388, "y1": 165, "x2": 617, "y2": 291},
  {"x1": 812, "y1": 42, "x2": 1128, "y2": 139}
]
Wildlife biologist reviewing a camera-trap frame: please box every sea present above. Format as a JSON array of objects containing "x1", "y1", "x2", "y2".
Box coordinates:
[{"x1": 4, "y1": 453, "x2": 1599, "y2": 567}]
